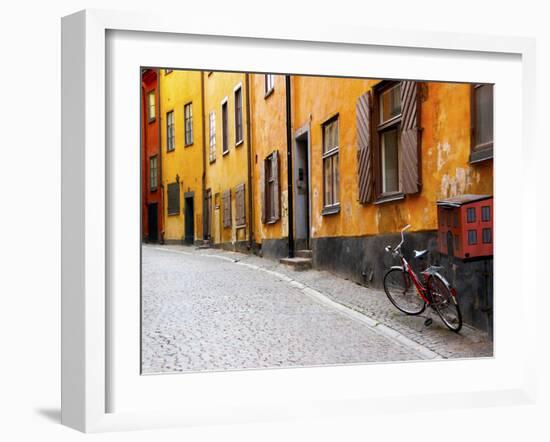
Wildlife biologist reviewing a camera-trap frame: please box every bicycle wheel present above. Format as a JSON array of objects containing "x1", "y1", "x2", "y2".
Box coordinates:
[
  {"x1": 383, "y1": 268, "x2": 426, "y2": 315},
  {"x1": 428, "y1": 274, "x2": 462, "y2": 332}
]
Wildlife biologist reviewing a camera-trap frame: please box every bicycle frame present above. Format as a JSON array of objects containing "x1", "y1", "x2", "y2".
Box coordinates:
[{"x1": 385, "y1": 224, "x2": 453, "y2": 306}]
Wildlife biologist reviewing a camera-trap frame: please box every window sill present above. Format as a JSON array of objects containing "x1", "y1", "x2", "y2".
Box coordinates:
[
  {"x1": 266, "y1": 218, "x2": 279, "y2": 225},
  {"x1": 222, "y1": 149, "x2": 230, "y2": 156},
  {"x1": 209, "y1": 158, "x2": 216, "y2": 164},
  {"x1": 167, "y1": 148, "x2": 175, "y2": 153},
  {"x1": 469, "y1": 146, "x2": 493, "y2": 164},
  {"x1": 147, "y1": 118, "x2": 156, "y2": 124},
  {"x1": 235, "y1": 139, "x2": 244, "y2": 148},
  {"x1": 375, "y1": 192, "x2": 405, "y2": 205},
  {"x1": 236, "y1": 224, "x2": 247, "y2": 229},
  {"x1": 149, "y1": 188, "x2": 158, "y2": 193},
  {"x1": 264, "y1": 88, "x2": 274, "y2": 99},
  {"x1": 321, "y1": 204, "x2": 340, "y2": 216},
  {"x1": 167, "y1": 212, "x2": 180, "y2": 217},
  {"x1": 184, "y1": 142, "x2": 194, "y2": 148}
]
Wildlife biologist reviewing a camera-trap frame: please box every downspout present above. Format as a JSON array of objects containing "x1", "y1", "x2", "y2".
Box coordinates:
[
  {"x1": 285, "y1": 75, "x2": 294, "y2": 258},
  {"x1": 245, "y1": 73, "x2": 254, "y2": 250},
  {"x1": 200, "y1": 72, "x2": 207, "y2": 242},
  {"x1": 156, "y1": 69, "x2": 164, "y2": 244}
]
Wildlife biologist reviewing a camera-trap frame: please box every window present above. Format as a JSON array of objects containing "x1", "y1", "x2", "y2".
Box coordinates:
[
  {"x1": 468, "y1": 229, "x2": 477, "y2": 245},
  {"x1": 467, "y1": 207, "x2": 476, "y2": 223},
  {"x1": 264, "y1": 74, "x2": 274, "y2": 96},
  {"x1": 322, "y1": 117, "x2": 340, "y2": 212},
  {"x1": 263, "y1": 152, "x2": 279, "y2": 223},
  {"x1": 377, "y1": 83, "x2": 401, "y2": 195},
  {"x1": 222, "y1": 100, "x2": 229, "y2": 155},
  {"x1": 184, "y1": 103, "x2": 193, "y2": 146},
  {"x1": 165, "y1": 69, "x2": 173, "y2": 74},
  {"x1": 167, "y1": 182, "x2": 180, "y2": 216},
  {"x1": 481, "y1": 205, "x2": 491, "y2": 222},
  {"x1": 166, "y1": 111, "x2": 175, "y2": 151},
  {"x1": 372, "y1": 80, "x2": 421, "y2": 200},
  {"x1": 147, "y1": 90, "x2": 156, "y2": 122},
  {"x1": 234, "y1": 86, "x2": 243, "y2": 145},
  {"x1": 482, "y1": 228, "x2": 492, "y2": 244},
  {"x1": 209, "y1": 111, "x2": 216, "y2": 162},
  {"x1": 470, "y1": 84, "x2": 494, "y2": 163},
  {"x1": 149, "y1": 156, "x2": 158, "y2": 191}
]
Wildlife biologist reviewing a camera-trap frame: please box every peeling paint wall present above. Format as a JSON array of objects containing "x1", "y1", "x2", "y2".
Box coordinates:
[
  {"x1": 249, "y1": 74, "x2": 288, "y2": 244},
  {"x1": 159, "y1": 69, "x2": 204, "y2": 242},
  {"x1": 291, "y1": 78, "x2": 493, "y2": 238}
]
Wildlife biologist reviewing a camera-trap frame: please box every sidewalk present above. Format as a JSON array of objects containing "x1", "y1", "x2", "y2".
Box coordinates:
[{"x1": 160, "y1": 244, "x2": 493, "y2": 360}]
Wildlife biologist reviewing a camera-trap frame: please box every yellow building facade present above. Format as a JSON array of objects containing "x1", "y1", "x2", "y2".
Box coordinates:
[
  {"x1": 159, "y1": 69, "x2": 205, "y2": 244},
  {"x1": 202, "y1": 71, "x2": 252, "y2": 250}
]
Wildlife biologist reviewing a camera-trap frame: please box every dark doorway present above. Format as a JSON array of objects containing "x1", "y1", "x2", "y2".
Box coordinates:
[
  {"x1": 148, "y1": 203, "x2": 158, "y2": 243},
  {"x1": 294, "y1": 130, "x2": 310, "y2": 250},
  {"x1": 184, "y1": 195, "x2": 195, "y2": 244}
]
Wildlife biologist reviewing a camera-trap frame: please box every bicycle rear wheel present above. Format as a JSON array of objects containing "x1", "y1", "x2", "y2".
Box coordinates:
[
  {"x1": 383, "y1": 268, "x2": 426, "y2": 315},
  {"x1": 428, "y1": 274, "x2": 462, "y2": 332}
]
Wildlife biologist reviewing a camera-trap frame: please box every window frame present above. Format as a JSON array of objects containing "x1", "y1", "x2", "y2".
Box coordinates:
[
  {"x1": 221, "y1": 97, "x2": 229, "y2": 155},
  {"x1": 373, "y1": 81, "x2": 404, "y2": 203},
  {"x1": 234, "y1": 84, "x2": 244, "y2": 146},
  {"x1": 265, "y1": 152, "x2": 277, "y2": 223},
  {"x1": 149, "y1": 155, "x2": 158, "y2": 192},
  {"x1": 321, "y1": 115, "x2": 340, "y2": 215},
  {"x1": 166, "y1": 110, "x2": 175, "y2": 152},
  {"x1": 264, "y1": 74, "x2": 275, "y2": 98},
  {"x1": 184, "y1": 102, "x2": 193, "y2": 146},
  {"x1": 470, "y1": 83, "x2": 494, "y2": 163},
  {"x1": 147, "y1": 90, "x2": 156, "y2": 123},
  {"x1": 209, "y1": 111, "x2": 216, "y2": 163}
]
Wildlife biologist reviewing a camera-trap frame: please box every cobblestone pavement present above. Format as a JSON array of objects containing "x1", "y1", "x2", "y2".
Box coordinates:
[
  {"x1": 152, "y1": 244, "x2": 493, "y2": 363},
  {"x1": 142, "y1": 245, "x2": 426, "y2": 373}
]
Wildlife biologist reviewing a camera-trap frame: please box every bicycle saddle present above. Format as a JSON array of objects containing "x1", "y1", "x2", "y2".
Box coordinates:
[{"x1": 413, "y1": 249, "x2": 428, "y2": 259}]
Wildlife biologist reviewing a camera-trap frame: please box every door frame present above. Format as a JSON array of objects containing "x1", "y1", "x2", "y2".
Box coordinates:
[
  {"x1": 293, "y1": 123, "x2": 311, "y2": 250},
  {"x1": 184, "y1": 191, "x2": 195, "y2": 244}
]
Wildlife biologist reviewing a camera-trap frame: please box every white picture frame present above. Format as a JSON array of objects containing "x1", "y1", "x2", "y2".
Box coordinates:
[{"x1": 61, "y1": 9, "x2": 538, "y2": 433}]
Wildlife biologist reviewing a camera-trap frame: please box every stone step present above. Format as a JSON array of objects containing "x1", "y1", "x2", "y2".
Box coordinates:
[
  {"x1": 279, "y1": 257, "x2": 312, "y2": 271},
  {"x1": 295, "y1": 249, "x2": 312, "y2": 259}
]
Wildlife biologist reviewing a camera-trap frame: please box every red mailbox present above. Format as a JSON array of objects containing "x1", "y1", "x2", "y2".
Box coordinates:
[{"x1": 437, "y1": 194, "x2": 493, "y2": 260}]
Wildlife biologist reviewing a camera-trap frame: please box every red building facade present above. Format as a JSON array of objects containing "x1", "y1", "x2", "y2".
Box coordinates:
[{"x1": 141, "y1": 69, "x2": 163, "y2": 243}]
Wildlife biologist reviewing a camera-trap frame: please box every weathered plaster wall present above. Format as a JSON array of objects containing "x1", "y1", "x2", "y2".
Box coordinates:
[
  {"x1": 203, "y1": 71, "x2": 250, "y2": 246},
  {"x1": 249, "y1": 74, "x2": 288, "y2": 245},
  {"x1": 291, "y1": 77, "x2": 493, "y2": 239},
  {"x1": 160, "y1": 69, "x2": 204, "y2": 242}
]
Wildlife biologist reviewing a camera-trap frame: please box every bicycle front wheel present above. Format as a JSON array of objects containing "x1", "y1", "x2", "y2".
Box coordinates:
[
  {"x1": 383, "y1": 268, "x2": 426, "y2": 315},
  {"x1": 428, "y1": 275, "x2": 462, "y2": 332}
]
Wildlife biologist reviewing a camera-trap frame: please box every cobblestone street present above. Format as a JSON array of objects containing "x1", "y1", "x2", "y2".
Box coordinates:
[{"x1": 142, "y1": 244, "x2": 492, "y2": 374}]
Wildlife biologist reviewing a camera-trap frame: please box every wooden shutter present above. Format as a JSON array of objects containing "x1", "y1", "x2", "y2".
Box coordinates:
[
  {"x1": 356, "y1": 91, "x2": 374, "y2": 203},
  {"x1": 235, "y1": 183, "x2": 246, "y2": 226},
  {"x1": 272, "y1": 151, "x2": 280, "y2": 221},
  {"x1": 260, "y1": 159, "x2": 267, "y2": 224},
  {"x1": 400, "y1": 81, "x2": 421, "y2": 194},
  {"x1": 223, "y1": 189, "x2": 231, "y2": 228}
]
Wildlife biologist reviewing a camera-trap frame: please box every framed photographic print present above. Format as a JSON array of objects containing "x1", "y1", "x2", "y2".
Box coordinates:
[{"x1": 61, "y1": 9, "x2": 537, "y2": 433}]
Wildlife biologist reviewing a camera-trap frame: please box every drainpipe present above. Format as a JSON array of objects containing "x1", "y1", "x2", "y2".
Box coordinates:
[
  {"x1": 156, "y1": 69, "x2": 164, "y2": 244},
  {"x1": 285, "y1": 75, "x2": 294, "y2": 258},
  {"x1": 245, "y1": 73, "x2": 254, "y2": 251},
  {"x1": 200, "y1": 72, "x2": 207, "y2": 242}
]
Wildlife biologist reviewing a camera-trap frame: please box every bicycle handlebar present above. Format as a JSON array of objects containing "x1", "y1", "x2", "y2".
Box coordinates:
[{"x1": 385, "y1": 224, "x2": 411, "y2": 255}]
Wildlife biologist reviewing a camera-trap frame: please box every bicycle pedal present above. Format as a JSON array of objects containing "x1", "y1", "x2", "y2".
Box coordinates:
[{"x1": 424, "y1": 318, "x2": 433, "y2": 327}]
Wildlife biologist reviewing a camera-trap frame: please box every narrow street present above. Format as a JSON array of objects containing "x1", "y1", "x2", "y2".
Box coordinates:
[{"x1": 141, "y1": 245, "x2": 427, "y2": 373}]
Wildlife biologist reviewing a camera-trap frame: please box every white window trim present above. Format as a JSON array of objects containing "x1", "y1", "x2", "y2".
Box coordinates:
[
  {"x1": 233, "y1": 83, "x2": 244, "y2": 146},
  {"x1": 221, "y1": 96, "x2": 230, "y2": 155}
]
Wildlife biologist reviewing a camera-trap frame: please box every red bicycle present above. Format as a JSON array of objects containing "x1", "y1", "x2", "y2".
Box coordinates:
[{"x1": 383, "y1": 225, "x2": 462, "y2": 332}]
